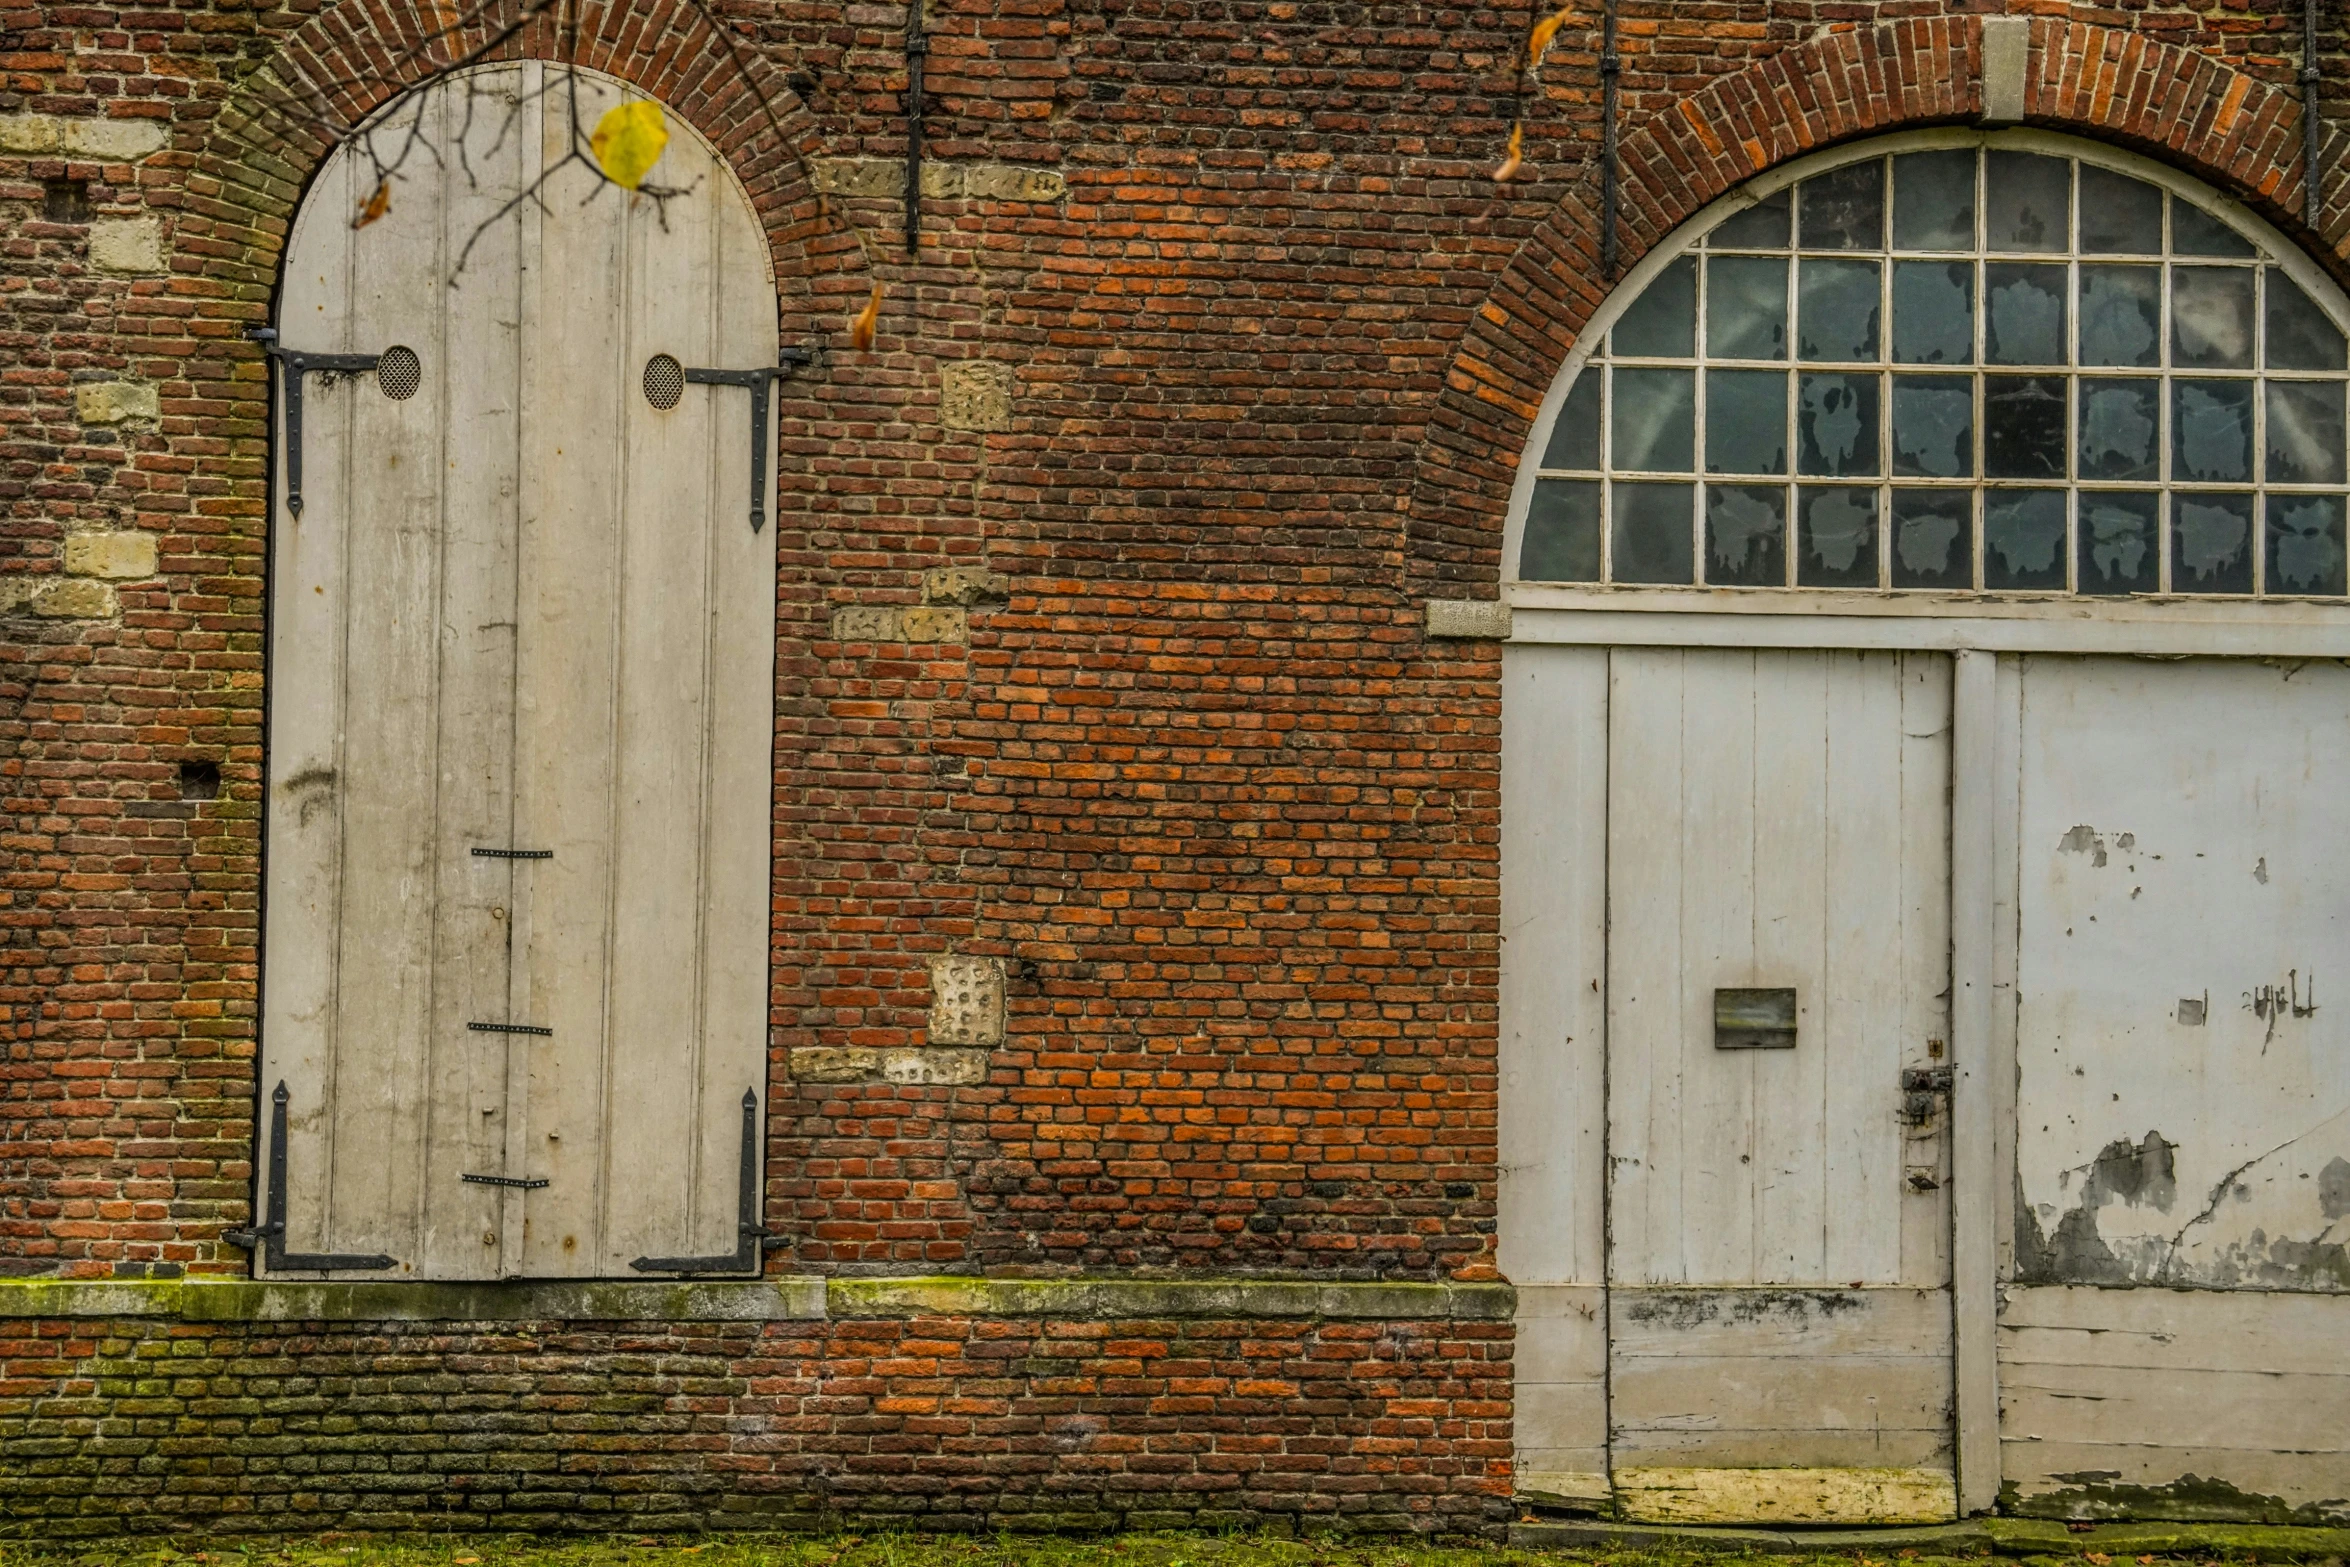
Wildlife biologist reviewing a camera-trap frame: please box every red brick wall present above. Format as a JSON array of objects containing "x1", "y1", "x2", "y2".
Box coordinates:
[
  {"x1": 2, "y1": 0, "x2": 2343, "y2": 1278},
  {"x1": 0, "y1": 1309, "x2": 1513, "y2": 1535}
]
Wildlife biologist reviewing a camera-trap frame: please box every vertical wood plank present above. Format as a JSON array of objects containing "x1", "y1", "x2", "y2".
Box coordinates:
[
  {"x1": 1949, "y1": 647, "x2": 2000, "y2": 1515},
  {"x1": 1751, "y1": 651, "x2": 1829, "y2": 1282},
  {"x1": 1498, "y1": 647, "x2": 1610, "y2": 1287},
  {"x1": 1606, "y1": 648, "x2": 1686, "y2": 1284},
  {"x1": 1989, "y1": 655, "x2": 2023, "y2": 1286},
  {"x1": 1895, "y1": 654, "x2": 1954, "y2": 1288}
]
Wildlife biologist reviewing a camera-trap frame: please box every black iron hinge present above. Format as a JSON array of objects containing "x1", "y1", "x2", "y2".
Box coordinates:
[
  {"x1": 222, "y1": 1081, "x2": 398, "y2": 1273},
  {"x1": 629, "y1": 1088, "x2": 782, "y2": 1275},
  {"x1": 671, "y1": 347, "x2": 818, "y2": 533},
  {"x1": 250, "y1": 328, "x2": 414, "y2": 519}
]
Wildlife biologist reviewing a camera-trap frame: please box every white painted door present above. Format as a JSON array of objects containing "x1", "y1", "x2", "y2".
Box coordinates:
[
  {"x1": 260, "y1": 63, "x2": 777, "y2": 1279},
  {"x1": 1602, "y1": 649, "x2": 1957, "y2": 1524}
]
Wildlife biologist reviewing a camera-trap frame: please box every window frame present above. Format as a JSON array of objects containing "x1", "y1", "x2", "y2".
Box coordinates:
[{"x1": 1500, "y1": 128, "x2": 2350, "y2": 655}]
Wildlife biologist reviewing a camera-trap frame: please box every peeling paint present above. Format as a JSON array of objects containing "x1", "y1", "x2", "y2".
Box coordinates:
[
  {"x1": 1617, "y1": 1287, "x2": 1866, "y2": 1330},
  {"x1": 2019, "y1": 1132, "x2": 2178, "y2": 1284},
  {"x1": 2002, "y1": 1471, "x2": 2350, "y2": 1526},
  {"x1": 2058, "y1": 823, "x2": 2110, "y2": 867}
]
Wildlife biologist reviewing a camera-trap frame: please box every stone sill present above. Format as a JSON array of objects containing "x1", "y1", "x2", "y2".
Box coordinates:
[{"x1": 0, "y1": 1273, "x2": 1512, "y2": 1324}]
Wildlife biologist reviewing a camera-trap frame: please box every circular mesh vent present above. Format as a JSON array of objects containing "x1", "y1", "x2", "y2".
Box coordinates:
[
  {"x1": 643, "y1": 353, "x2": 685, "y2": 410},
  {"x1": 375, "y1": 345, "x2": 422, "y2": 401}
]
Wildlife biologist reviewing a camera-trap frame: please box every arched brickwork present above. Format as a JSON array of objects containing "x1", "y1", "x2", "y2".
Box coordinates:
[{"x1": 1409, "y1": 15, "x2": 2350, "y2": 596}]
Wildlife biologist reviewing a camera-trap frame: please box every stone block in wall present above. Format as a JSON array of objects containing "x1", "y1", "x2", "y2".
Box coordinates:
[
  {"x1": 28, "y1": 579, "x2": 118, "y2": 619},
  {"x1": 830, "y1": 604, "x2": 900, "y2": 642},
  {"x1": 64, "y1": 531, "x2": 156, "y2": 580},
  {"x1": 787, "y1": 1045, "x2": 990, "y2": 1085},
  {"x1": 88, "y1": 218, "x2": 166, "y2": 274},
  {"x1": 959, "y1": 164, "x2": 1066, "y2": 202},
  {"x1": 828, "y1": 603, "x2": 969, "y2": 645},
  {"x1": 1425, "y1": 598, "x2": 1513, "y2": 639},
  {"x1": 940, "y1": 361, "x2": 1015, "y2": 432},
  {"x1": 811, "y1": 157, "x2": 1064, "y2": 204},
  {"x1": 811, "y1": 157, "x2": 903, "y2": 198},
  {"x1": 897, "y1": 605, "x2": 966, "y2": 643},
  {"x1": 75, "y1": 381, "x2": 159, "y2": 425},
  {"x1": 0, "y1": 114, "x2": 167, "y2": 160},
  {"x1": 928, "y1": 954, "x2": 1005, "y2": 1046},
  {"x1": 924, "y1": 565, "x2": 1010, "y2": 606}
]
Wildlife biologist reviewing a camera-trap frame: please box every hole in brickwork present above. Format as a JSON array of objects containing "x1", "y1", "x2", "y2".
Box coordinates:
[
  {"x1": 43, "y1": 179, "x2": 92, "y2": 223},
  {"x1": 375, "y1": 345, "x2": 422, "y2": 401},
  {"x1": 643, "y1": 353, "x2": 685, "y2": 409},
  {"x1": 179, "y1": 760, "x2": 221, "y2": 801}
]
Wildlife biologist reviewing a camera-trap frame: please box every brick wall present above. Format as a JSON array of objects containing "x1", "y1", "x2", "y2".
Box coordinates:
[{"x1": 0, "y1": 1306, "x2": 1511, "y2": 1536}]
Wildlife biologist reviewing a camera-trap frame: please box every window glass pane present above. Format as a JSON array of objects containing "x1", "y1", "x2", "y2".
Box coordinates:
[
  {"x1": 1984, "y1": 489, "x2": 2069, "y2": 589},
  {"x1": 2172, "y1": 201, "x2": 2256, "y2": 257},
  {"x1": 1985, "y1": 263, "x2": 2068, "y2": 366},
  {"x1": 1522, "y1": 479, "x2": 1602, "y2": 580},
  {"x1": 1797, "y1": 487, "x2": 1880, "y2": 585},
  {"x1": 2079, "y1": 265, "x2": 2161, "y2": 367},
  {"x1": 1611, "y1": 367, "x2": 1696, "y2": 471},
  {"x1": 1612, "y1": 481, "x2": 1696, "y2": 583},
  {"x1": 1705, "y1": 484, "x2": 1787, "y2": 585},
  {"x1": 2266, "y1": 270, "x2": 2348, "y2": 371},
  {"x1": 1892, "y1": 375, "x2": 1974, "y2": 478},
  {"x1": 1541, "y1": 372, "x2": 1601, "y2": 470},
  {"x1": 2078, "y1": 379, "x2": 2161, "y2": 481},
  {"x1": 2173, "y1": 493, "x2": 2255, "y2": 591},
  {"x1": 2078, "y1": 492, "x2": 2160, "y2": 593},
  {"x1": 2078, "y1": 166, "x2": 2164, "y2": 253},
  {"x1": 2266, "y1": 380, "x2": 2347, "y2": 485},
  {"x1": 1891, "y1": 489, "x2": 1972, "y2": 588},
  {"x1": 2172, "y1": 266, "x2": 2256, "y2": 369},
  {"x1": 1891, "y1": 262, "x2": 1974, "y2": 365},
  {"x1": 1798, "y1": 259, "x2": 1881, "y2": 360},
  {"x1": 1985, "y1": 151, "x2": 2069, "y2": 252},
  {"x1": 1707, "y1": 255, "x2": 1789, "y2": 360},
  {"x1": 1706, "y1": 369, "x2": 1789, "y2": 475},
  {"x1": 1892, "y1": 150, "x2": 1975, "y2": 250},
  {"x1": 1712, "y1": 188, "x2": 1791, "y2": 250},
  {"x1": 1797, "y1": 372, "x2": 1882, "y2": 476},
  {"x1": 2173, "y1": 379, "x2": 2254, "y2": 482},
  {"x1": 1613, "y1": 255, "x2": 1696, "y2": 357},
  {"x1": 1984, "y1": 375, "x2": 2067, "y2": 479},
  {"x1": 2267, "y1": 494, "x2": 2348, "y2": 594},
  {"x1": 1800, "y1": 162, "x2": 1884, "y2": 250}
]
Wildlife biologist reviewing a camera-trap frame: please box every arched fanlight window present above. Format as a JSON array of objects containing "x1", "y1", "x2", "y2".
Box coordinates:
[{"x1": 1510, "y1": 133, "x2": 2350, "y2": 599}]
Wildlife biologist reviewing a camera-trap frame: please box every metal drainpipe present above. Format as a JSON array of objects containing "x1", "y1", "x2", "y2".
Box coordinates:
[
  {"x1": 2306, "y1": 0, "x2": 2324, "y2": 230},
  {"x1": 906, "y1": 0, "x2": 927, "y2": 254},
  {"x1": 1601, "y1": 0, "x2": 1621, "y2": 278}
]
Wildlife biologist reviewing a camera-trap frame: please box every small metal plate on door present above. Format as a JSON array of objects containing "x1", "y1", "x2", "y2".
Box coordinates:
[{"x1": 1715, "y1": 987, "x2": 1797, "y2": 1050}]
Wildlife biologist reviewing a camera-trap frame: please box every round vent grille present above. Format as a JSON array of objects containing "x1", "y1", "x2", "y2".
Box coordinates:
[
  {"x1": 375, "y1": 345, "x2": 422, "y2": 401},
  {"x1": 643, "y1": 353, "x2": 685, "y2": 410}
]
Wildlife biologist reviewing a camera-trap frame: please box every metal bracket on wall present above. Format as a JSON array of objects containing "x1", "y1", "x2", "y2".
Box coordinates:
[
  {"x1": 222, "y1": 1082, "x2": 398, "y2": 1272},
  {"x1": 629, "y1": 1088, "x2": 782, "y2": 1275},
  {"x1": 249, "y1": 327, "x2": 410, "y2": 518},
  {"x1": 679, "y1": 348, "x2": 818, "y2": 532},
  {"x1": 461, "y1": 1172, "x2": 550, "y2": 1190}
]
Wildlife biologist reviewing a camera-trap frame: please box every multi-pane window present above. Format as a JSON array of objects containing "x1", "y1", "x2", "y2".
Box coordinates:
[{"x1": 1518, "y1": 144, "x2": 2350, "y2": 597}]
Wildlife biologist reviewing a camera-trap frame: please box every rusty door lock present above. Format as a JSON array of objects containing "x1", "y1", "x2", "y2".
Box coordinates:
[{"x1": 1898, "y1": 1065, "x2": 1953, "y2": 1127}]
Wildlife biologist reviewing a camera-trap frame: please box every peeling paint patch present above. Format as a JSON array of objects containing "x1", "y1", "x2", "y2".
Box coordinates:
[
  {"x1": 2058, "y1": 823, "x2": 2110, "y2": 867},
  {"x1": 2018, "y1": 1132, "x2": 2178, "y2": 1285},
  {"x1": 2001, "y1": 1472, "x2": 2350, "y2": 1526},
  {"x1": 1617, "y1": 1288, "x2": 1866, "y2": 1330}
]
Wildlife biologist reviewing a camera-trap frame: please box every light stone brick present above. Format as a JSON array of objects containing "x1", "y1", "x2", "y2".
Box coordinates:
[
  {"x1": 939, "y1": 360, "x2": 1015, "y2": 432},
  {"x1": 30, "y1": 579, "x2": 118, "y2": 619},
  {"x1": 960, "y1": 164, "x2": 1066, "y2": 202},
  {"x1": 897, "y1": 605, "x2": 967, "y2": 643},
  {"x1": 810, "y1": 157, "x2": 901, "y2": 198},
  {"x1": 62, "y1": 118, "x2": 169, "y2": 162},
  {"x1": 0, "y1": 113, "x2": 61, "y2": 153},
  {"x1": 923, "y1": 565, "x2": 1010, "y2": 606},
  {"x1": 830, "y1": 604, "x2": 900, "y2": 642},
  {"x1": 76, "y1": 381, "x2": 161, "y2": 425},
  {"x1": 88, "y1": 217, "x2": 166, "y2": 274},
  {"x1": 788, "y1": 1046, "x2": 990, "y2": 1085},
  {"x1": 64, "y1": 531, "x2": 158, "y2": 580},
  {"x1": 1425, "y1": 598, "x2": 1514, "y2": 640},
  {"x1": 928, "y1": 954, "x2": 1005, "y2": 1046}
]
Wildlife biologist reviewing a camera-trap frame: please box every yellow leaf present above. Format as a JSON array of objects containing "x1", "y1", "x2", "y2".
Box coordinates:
[
  {"x1": 1528, "y1": 3, "x2": 1577, "y2": 70},
  {"x1": 353, "y1": 180, "x2": 390, "y2": 229},
  {"x1": 591, "y1": 100, "x2": 669, "y2": 191},
  {"x1": 849, "y1": 281, "x2": 883, "y2": 351},
  {"x1": 1493, "y1": 121, "x2": 1527, "y2": 183}
]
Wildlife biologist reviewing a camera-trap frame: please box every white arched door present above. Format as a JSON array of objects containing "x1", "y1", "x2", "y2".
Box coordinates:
[{"x1": 259, "y1": 63, "x2": 779, "y2": 1279}]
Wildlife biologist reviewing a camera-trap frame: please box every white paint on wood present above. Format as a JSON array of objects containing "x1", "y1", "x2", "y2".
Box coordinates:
[
  {"x1": 1613, "y1": 1466, "x2": 1957, "y2": 1526},
  {"x1": 1507, "y1": 600, "x2": 2350, "y2": 658},
  {"x1": 2014, "y1": 658, "x2": 2350, "y2": 1292},
  {"x1": 1497, "y1": 648, "x2": 1608, "y2": 1288},
  {"x1": 2000, "y1": 1285, "x2": 2350, "y2": 1521},
  {"x1": 1950, "y1": 650, "x2": 2000, "y2": 1513},
  {"x1": 263, "y1": 63, "x2": 776, "y2": 1279},
  {"x1": 1513, "y1": 1283, "x2": 1608, "y2": 1500}
]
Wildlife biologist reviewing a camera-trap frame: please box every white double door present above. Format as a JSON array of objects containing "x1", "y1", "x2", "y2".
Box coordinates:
[
  {"x1": 258, "y1": 64, "x2": 778, "y2": 1279},
  {"x1": 1504, "y1": 647, "x2": 1958, "y2": 1523}
]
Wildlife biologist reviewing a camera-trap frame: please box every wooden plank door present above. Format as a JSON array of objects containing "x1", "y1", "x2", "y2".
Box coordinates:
[
  {"x1": 1604, "y1": 648, "x2": 1957, "y2": 1524},
  {"x1": 260, "y1": 62, "x2": 776, "y2": 1279}
]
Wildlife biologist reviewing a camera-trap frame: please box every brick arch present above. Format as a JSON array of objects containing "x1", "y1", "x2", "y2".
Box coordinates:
[
  {"x1": 184, "y1": 0, "x2": 862, "y2": 336},
  {"x1": 1409, "y1": 15, "x2": 2350, "y2": 597}
]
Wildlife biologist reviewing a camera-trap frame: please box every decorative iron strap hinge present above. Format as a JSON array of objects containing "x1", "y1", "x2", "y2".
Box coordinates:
[
  {"x1": 630, "y1": 1088, "x2": 783, "y2": 1275},
  {"x1": 222, "y1": 1081, "x2": 398, "y2": 1273},
  {"x1": 461, "y1": 1172, "x2": 549, "y2": 1190},
  {"x1": 676, "y1": 347, "x2": 818, "y2": 533},
  {"x1": 249, "y1": 327, "x2": 419, "y2": 518}
]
